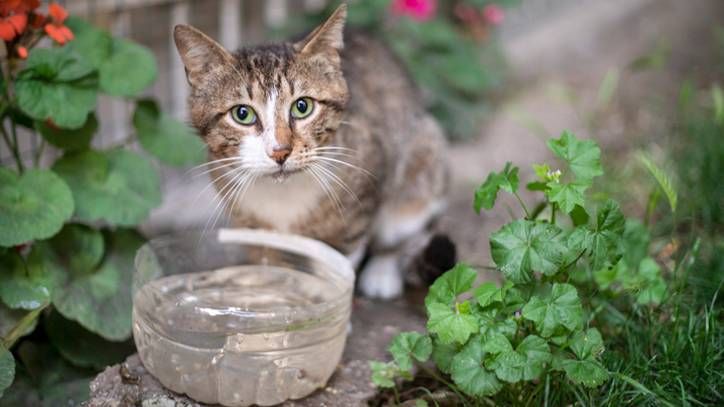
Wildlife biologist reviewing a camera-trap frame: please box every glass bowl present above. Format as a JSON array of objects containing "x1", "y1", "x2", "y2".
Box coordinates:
[{"x1": 132, "y1": 229, "x2": 354, "y2": 406}]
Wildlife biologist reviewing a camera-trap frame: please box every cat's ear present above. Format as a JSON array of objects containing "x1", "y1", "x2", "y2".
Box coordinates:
[
  {"x1": 174, "y1": 24, "x2": 235, "y2": 87},
  {"x1": 294, "y1": 4, "x2": 346, "y2": 55}
]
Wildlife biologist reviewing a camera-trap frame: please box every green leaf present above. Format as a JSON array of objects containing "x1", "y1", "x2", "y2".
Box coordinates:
[
  {"x1": 370, "y1": 361, "x2": 398, "y2": 388},
  {"x1": 36, "y1": 114, "x2": 97, "y2": 151},
  {"x1": 99, "y1": 39, "x2": 157, "y2": 97},
  {"x1": 637, "y1": 152, "x2": 677, "y2": 212},
  {"x1": 133, "y1": 99, "x2": 205, "y2": 166},
  {"x1": 547, "y1": 182, "x2": 587, "y2": 214},
  {"x1": 0, "y1": 248, "x2": 62, "y2": 310},
  {"x1": 569, "y1": 328, "x2": 605, "y2": 360},
  {"x1": 65, "y1": 17, "x2": 113, "y2": 69},
  {"x1": 450, "y1": 336, "x2": 503, "y2": 397},
  {"x1": 53, "y1": 150, "x2": 161, "y2": 226},
  {"x1": 474, "y1": 162, "x2": 519, "y2": 213},
  {"x1": 427, "y1": 301, "x2": 478, "y2": 345},
  {"x1": 570, "y1": 205, "x2": 590, "y2": 227},
  {"x1": 45, "y1": 310, "x2": 135, "y2": 369},
  {"x1": 426, "y1": 263, "x2": 477, "y2": 306},
  {"x1": 516, "y1": 335, "x2": 552, "y2": 380},
  {"x1": 587, "y1": 200, "x2": 625, "y2": 270},
  {"x1": 547, "y1": 131, "x2": 603, "y2": 183},
  {"x1": 52, "y1": 229, "x2": 144, "y2": 340},
  {"x1": 621, "y1": 219, "x2": 650, "y2": 268},
  {"x1": 481, "y1": 332, "x2": 513, "y2": 355},
  {"x1": 15, "y1": 48, "x2": 97, "y2": 129},
  {"x1": 20, "y1": 47, "x2": 95, "y2": 82},
  {"x1": 522, "y1": 283, "x2": 583, "y2": 338},
  {"x1": 474, "y1": 282, "x2": 504, "y2": 308},
  {"x1": 388, "y1": 332, "x2": 432, "y2": 371},
  {"x1": 431, "y1": 340, "x2": 459, "y2": 374},
  {"x1": 49, "y1": 224, "x2": 104, "y2": 275},
  {"x1": 559, "y1": 358, "x2": 609, "y2": 388},
  {"x1": 634, "y1": 258, "x2": 666, "y2": 305},
  {"x1": 0, "y1": 346, "x2": 14, "y2": 398},
  {"x1": 490, "y1": 220, "x2": 567, "y2": 283},
  {"x1": 0, "y1": 169, "x2": 74, "y2": 247}
]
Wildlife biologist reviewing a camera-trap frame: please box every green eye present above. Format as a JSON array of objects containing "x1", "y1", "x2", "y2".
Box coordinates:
[
  {"x1": 231, "y1": 105, "x2": 257, "y2": 125},
  {"x1": 291, "y1": 97, "x2": 314, "y2": 119}
]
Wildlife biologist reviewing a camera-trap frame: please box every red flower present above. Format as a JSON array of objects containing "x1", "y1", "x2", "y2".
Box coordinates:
[
  {"x1": 0, "y1": 13, "x2": 27, "y2": 41},
  {"x1": 482, "y1": 4, "x2": 505, "y2": 26},
  {"x1": 44, "y1": 2, "x2": 73, "y2": 44},
  {"x1": 391, "y1": 0, "x2": 437, "y2": 22},
  {"x1": 16, "y1": 45, "x2": 28, "y2": 59},
  {"x1": 0, "y1": 0, "x2": 39, "y2": 16}
]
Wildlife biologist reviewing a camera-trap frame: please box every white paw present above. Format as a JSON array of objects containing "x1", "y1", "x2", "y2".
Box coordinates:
[{"x1": 359, "y1": 255, "x2": 403, "y2": 299}]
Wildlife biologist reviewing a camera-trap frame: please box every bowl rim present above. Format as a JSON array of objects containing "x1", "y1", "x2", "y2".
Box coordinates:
[{"x1": 133, "y1": 228, "x2": 355, "y2": 333}]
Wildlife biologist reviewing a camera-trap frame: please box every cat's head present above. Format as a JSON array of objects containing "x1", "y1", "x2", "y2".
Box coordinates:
[{"x1": 174, "y1": 5, "x2": 348, "y2": 178}]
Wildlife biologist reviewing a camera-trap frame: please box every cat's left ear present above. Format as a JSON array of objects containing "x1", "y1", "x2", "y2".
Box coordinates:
[{"x1": 294, "y1": 4, "x2": 346, "y2": 56}]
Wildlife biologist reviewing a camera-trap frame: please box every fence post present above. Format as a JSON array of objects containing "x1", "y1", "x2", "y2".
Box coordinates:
[{"x1": 169, "y1": 1, "x2": 190, "y2": 120}]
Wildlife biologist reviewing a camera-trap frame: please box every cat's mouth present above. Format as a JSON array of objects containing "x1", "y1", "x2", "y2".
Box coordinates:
[{"x1": 269, "y1": 168, "x2": 301, "y2": 183}]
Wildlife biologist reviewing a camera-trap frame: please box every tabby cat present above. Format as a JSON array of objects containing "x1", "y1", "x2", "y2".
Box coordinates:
[{"x1": 174, "y1": 4, "x2": 449, "y2": 298}]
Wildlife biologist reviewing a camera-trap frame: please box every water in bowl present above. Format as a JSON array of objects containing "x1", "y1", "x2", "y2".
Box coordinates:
[{"x1": 132, "y1": 265, "x2": 349, "y2": 406}]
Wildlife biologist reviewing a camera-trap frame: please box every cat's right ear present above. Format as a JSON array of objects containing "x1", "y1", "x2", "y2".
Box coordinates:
[{"x1": 173, "y1": 25, "x2": 234, "y2": 87}]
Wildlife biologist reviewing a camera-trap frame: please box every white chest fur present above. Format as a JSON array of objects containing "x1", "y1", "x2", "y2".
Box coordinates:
[{"x1": 237, "y1": 172, "x2": 324, "y2": 232}]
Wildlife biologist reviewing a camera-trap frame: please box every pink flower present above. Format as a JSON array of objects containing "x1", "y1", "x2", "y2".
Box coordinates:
[
  {"x1": 482, "y1": 4, "x2": 505, "y2": 25},
  {"x1": 391, "y1": 0, "x2": 437, "y2": 22}
]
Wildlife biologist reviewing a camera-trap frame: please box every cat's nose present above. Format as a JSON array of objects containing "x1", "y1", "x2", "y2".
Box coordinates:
[{"x1": 270, "y1": 146, "x2": 291, "y2": 165}]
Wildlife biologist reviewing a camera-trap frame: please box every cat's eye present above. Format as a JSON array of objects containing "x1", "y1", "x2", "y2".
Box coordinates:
[
  {"x1": 231, "y1": 105, "x2": 257, "y2": 125},
  {"x1": 291, "y1": 97, "x2": 314, "y2": 119}
]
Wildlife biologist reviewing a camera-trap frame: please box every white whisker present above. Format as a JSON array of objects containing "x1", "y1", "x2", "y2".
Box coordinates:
[
  {"x1": 307, "y1": 166, "x2": 345, "y2": 221},
  {"x1": 314, "y1": 156, "x2": 375, "y2": 178},
  {"x1": 311, "y1": 162, "x2": 360, "y2": 205}
]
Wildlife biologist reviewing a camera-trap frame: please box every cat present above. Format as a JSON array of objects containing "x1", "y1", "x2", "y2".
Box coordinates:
[{"x1": 174, "y1": 4, "x2": 450, "y2": 299}]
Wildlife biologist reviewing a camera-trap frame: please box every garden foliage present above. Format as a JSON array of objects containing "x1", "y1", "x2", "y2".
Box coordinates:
[
  {"x1": 0, "y1": 2, "x2": 203, "y2": 402},
  {"x1": 371, "y1": 131, "x2": 671, "y2": 402}
]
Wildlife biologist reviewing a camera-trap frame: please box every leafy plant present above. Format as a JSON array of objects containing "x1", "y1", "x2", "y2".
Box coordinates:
[
  {"x1": 0, "y1": 1, "x2": 204, "y2": 403},
  {"x1": 370, "y1": 131, "x2": 673, "y2": 403}
]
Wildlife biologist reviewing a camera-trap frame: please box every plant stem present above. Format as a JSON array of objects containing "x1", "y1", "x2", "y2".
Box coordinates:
[
  {"x1": 33, "y1": 137, "x2": 45, "y2": 167},
  {"x1": 9, "y1": 120, "x2": 24, "y2": 172},
  {"x1": 417, "y1": 364, "x2": 470, "y2": 406},
  {"x1": 550, "y1": 202, "x2": 557, "y2": 224},
  {"x1": 2, "y1": 303, "x2": 47, "y2": 349},
  {"x1": 513, "y1": 191, "x2": 531, "y2": 219},
  {"x1": 0, "y1": 121, "x2": 23, "y2": 172}
]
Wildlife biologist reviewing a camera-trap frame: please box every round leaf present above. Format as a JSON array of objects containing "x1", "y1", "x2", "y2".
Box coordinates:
[
  {"x1": 65, "y1": 17, "x2": 113, "y2": 69},
  {"x1": 426, "y1": 263, "x2": 477, "y2": 306},
  {"x1": 521, "y1": 283, "x2": 584, "y2": 338},
  {"x1": 0, "y1": 246, "x2": 63, "y2": 310},
  {"x1": 388, "y1": 332, "x2": 432, "y2": 371},
  {"x1": 36, "y1": 114, "x2": 97, "y2": 151},
  {"x1": 0, "y1": 346, "x2": 14, "y2": 398},
  {"x1": 450, "y1": 337, "x2": 503, "y2": 397},
  {"x1": 490, "y1": 220, "x2": 568, "y2": 283},
  {"x1": 133, "y1": 99, "x2": 205, "y2": 166},
  {"x1": 45, "y1": 310, "x2": 135, "y2": 369},
  {"x1": 49, "y1": 224, "x2": 104, "y2": 275},
  {"x1": 52, "y1": 229, "x2": 144, "y2": 340},
  {"x1": 52, "y1": 150, "x2": 161, "y2": 226},
  {"x1": 100, "y1": 39, "x2": 157, "y2": 97},
  {"x1": 426, "y1": 301, "x2": 478, "y2": 345},
  {"x1": 0, "y1": 169, "x2": 74, "y2": 247}
]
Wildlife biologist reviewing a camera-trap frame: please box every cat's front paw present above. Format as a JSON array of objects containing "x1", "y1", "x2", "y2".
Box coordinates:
[{"x1": 359, "y1": 255, "x2": 402, "y2": 299}]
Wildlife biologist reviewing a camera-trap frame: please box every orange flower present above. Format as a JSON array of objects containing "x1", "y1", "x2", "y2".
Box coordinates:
[
  {"x1": 0, "y1": 0, "x2": 39, "y2": 16},
  {"x1": 16, "y1": 45, "x2": 28, "y2": 59},
  {"x1": 0, "y1": 13, "x2": 27, "y2": 41},
  {"x1": 44, "y1": 2, "x2": 73, "y2": 45}
]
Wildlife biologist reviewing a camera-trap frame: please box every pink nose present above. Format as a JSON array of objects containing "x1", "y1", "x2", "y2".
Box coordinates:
[{"x1": 270, "y1": 146, "x2": 291, "y2": 164}]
